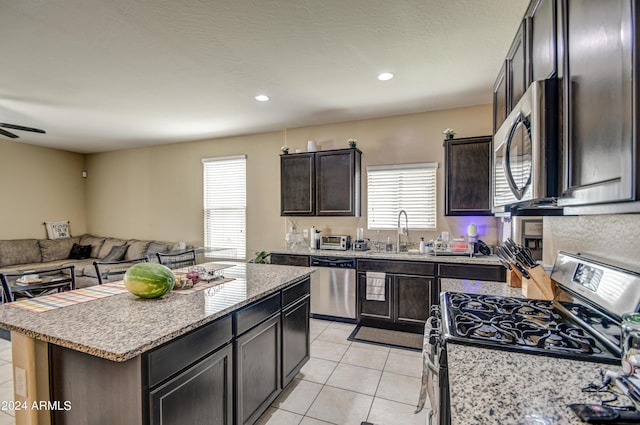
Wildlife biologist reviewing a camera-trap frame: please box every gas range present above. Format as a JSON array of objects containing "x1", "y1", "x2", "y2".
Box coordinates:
[
  {"x1": 419, "y1": 251, "x2": 640, "y2": 425},
  {"x1": 440, "y1": 292, "x2": 620, "y2": 364}
]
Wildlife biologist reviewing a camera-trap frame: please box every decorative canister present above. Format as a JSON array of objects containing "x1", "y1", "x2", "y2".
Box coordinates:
[{"x1": 307, "y1": 140, "x2": 317, "y2": 152}]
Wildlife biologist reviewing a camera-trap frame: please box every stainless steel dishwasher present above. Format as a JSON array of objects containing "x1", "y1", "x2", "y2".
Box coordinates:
[{"x1": 309, "y1": 256, "x2": 356, "y2": 321}]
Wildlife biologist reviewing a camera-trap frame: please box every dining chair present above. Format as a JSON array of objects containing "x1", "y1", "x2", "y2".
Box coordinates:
[
  {"x1": 156, "y1": 249, "x2": 197, "y2": 270},
  {"x1": 0, "y1": 265, "x2": 76, "y2": 303},
  {"x1": 93, "y1": 257, "x2": 148, "y2": 285}
]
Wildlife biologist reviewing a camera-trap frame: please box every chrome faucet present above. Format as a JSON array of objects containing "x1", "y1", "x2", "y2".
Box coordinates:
[{"x1": 397, "y1": 210, "x2": 409, "y2": 253}]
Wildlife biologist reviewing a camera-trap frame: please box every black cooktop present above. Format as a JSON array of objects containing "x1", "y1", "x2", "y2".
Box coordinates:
[{"x1": 441, "y1": 292, "x2": 621, "y2": 365}]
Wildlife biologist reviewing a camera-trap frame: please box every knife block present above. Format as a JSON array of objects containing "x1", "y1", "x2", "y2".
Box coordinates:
[
  {"x1": 521, "y1": 265, "x2": 555, "y2": 300},
  {"x1": 506, "y1": 269, "x2": 522, "y2": 288}
]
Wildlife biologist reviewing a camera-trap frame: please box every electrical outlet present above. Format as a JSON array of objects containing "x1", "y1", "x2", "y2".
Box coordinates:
[
  {"x1": 14, "y1": 367, "x2": 26, "y2": 397},
  {"x1": 303, "y1": 229, "x2": 309, "y2": 238}
]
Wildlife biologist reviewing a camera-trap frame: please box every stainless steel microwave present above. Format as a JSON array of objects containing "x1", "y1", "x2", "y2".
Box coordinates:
[{"x1": 493, "y1": 79, "x2": 559, "y2": 213}]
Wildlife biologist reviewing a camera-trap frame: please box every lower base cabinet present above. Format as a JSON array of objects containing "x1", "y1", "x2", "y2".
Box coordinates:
[
  {"x1": 394, "y1": 274, "x2": 432, "y2": 325},
  {"x1": 356, "y1": 259, "x2": 435, "y2": 333},
  {"x1": 236, "y1": 314, "x2": 282, "y2": 425},
  {"x1": 357, "y1": 272, "x2": 432, "y2": 332},
  {"x1": 150, "y1": 344, "x2": 233, "y2": 425},
  {"x1": 282, "y1": 295, "x2": 311, "y2": 386},
  {"x1": 357, "y1": 273, "x2": 393, "y2": 321}
]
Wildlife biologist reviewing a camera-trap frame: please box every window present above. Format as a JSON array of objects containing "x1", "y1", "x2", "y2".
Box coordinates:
[
  {"x1": 367, "y1": 162, "x2": 438, "y2": 230},
  {"x1": 203, "y1": 155, "x2": 246, "y2": 259}
]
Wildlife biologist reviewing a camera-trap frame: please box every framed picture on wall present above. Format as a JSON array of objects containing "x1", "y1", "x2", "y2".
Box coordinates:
[{"x1": 45, "y1": 220, "x2": 70, "y2": 239}]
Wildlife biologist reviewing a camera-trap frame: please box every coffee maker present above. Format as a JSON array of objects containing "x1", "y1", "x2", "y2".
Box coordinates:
[{"x1": 352, "y1": 227, "x2": 369, "y2": 251}]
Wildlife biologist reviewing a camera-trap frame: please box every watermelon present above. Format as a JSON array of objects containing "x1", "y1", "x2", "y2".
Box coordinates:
[{"x1": 124, "y1": 262, "x2": 175, "y2": 299}]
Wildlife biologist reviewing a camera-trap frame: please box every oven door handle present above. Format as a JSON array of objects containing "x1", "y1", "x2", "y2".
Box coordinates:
[
  {"x1": 423, "y1": 316, "x2": 440, "y2": 374},
  {"x1": 425, "y1": 351, "x2": 439, "y2": 374}
]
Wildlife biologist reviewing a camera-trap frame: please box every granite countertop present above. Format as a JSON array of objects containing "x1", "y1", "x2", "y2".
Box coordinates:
[
  {"x1": 440, "y1": 278, "x2": 622, "y2": 424},
  {"x1": 270, "y1": 247, "x2": 503, "y2": 266},
  {"x1": 0, "y1": 262, "x2": 314, "y2": 362},
  {"x1": 447, "y1": 345, "x2": 616, "y2": 425},
  {"x1": 440, "y1": 278, "x2": 523, "y2": 298}
]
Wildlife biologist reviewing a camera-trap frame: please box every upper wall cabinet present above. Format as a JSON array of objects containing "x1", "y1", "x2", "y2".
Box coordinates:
[
  {"x1": 492, "y1": 62, "x2": 508, "y2": 135},
  {"x1": 444, "y1": 136, "x2": 493, "y2": 216},
  {"x1": 281, "y1": 148, "x2": 361, "y2": 216},
  {"x1": 557, "y1": 0, "x2": 639, "y2": 212},
  {"x1": 315, "y1": 149, "x2": 361, "y2": 216},
  {"x1": 507, "y1": 21, "x2": 528, "y2": 110},
  {"x1": 493, "y1": 20, "x2": 528, "y2": 133},
  {"x1": 528, "y1": 0, "x2": 557, "y2": 82},
  {"x1": 280, "y1": 153, "x2": 315, "y2": 215},
  {"x1": 496, "y1": 0, "x2": 640, "y2": 214}
]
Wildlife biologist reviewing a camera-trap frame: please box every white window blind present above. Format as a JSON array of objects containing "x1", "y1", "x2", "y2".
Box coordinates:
[
  {"x1": 367, "y1": 162, "x2": 438, "y2": 230},
  {"x1": 203, "y1": 155, "x2": 246, "y2": 259}
]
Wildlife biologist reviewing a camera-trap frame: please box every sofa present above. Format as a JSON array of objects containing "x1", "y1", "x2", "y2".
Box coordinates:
[{"x1": 0, "y1": 235, "x2": 188, "y2": 288}]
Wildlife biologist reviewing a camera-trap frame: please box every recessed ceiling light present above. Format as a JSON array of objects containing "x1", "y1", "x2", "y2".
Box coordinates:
[
  {"x1": 377, "y1": 72, "x2": 394, "y2": 81},
  {"x1": 255, "y1": 94, "x2": 269, "y2": 102}
]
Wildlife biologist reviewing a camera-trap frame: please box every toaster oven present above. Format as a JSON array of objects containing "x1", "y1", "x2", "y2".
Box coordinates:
[{"x1": 320, "y1": 235, "x2": 351, "y2": 250}]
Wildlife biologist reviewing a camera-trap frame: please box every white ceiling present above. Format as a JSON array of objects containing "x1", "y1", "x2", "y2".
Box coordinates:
[{"x1": 0, "y1": 0, "x2": 529, "y2": 154}]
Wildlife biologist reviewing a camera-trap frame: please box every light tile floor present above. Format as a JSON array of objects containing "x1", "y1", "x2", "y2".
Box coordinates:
[
  {"x1": 0, "y1": 319, "x2": 427, "y2": 425},
  {"x1": 257, "y1": 319, "x2": 427, "y2": 425}
]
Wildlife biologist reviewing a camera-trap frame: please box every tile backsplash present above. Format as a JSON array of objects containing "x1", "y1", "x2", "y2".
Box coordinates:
[{"x1": 543, "y1": 214, "x2": 640, "y2": 268}]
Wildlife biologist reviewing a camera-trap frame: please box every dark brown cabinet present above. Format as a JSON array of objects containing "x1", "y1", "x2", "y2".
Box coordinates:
[
  {"x1": 493, "y1": 19, "x2": 527, "y2": 133},
  {"x1": 316, "y1": 148, "x2": 361, "y2": 216},
  {"x1": 444, "y1": 136, "x2": 493, "y2": 216},
  {"x1": 356, "y1": 272, "x2": 433, "y2": 333},
  {"x1": 356, "y1": 259, "x2": 435, "y2": 333},
  {"x1": 280, "y1": 148, "x2": 361, "y2": 216},
  {"x1": 282, "y1": 294, "x2": 311, "y2": 386},
  {"x1": 493, "y1": 62, "x2": 508, "y2": 134},
  {"x1": 270, "y1": 253, "x2": 310, "y2": 267},
  {"x1": 496, "y1": 0, "x2": 640, "y2": 213},
  {"x1": 236, "y1": 314, "x2": 281, "y2": 425},
  {"x1": 146, "y1": 316, "x2": 234, "y2": 425},
  {"x1": 357, "y1": 273, "x2": 393, "y2": 322},
  {"x1": 234, "y1": 277, "x2": 311, "y2": 425},
  {"x1": 394, "y1": 274, "x2": 432, "y2": 325},
  {"x1": 507, "y1": 21, "x2": 528, "y2": 109},
  {"x1": 150, "y1": 344, "x2": 233, "y2": 425},
  {"x1": 557, "y1": 0, "x2": 638, "y2": 210},
  {"x1": 528, "y1": 0, "x2": 557, "y2": 82},
  {"x1": 280, "y1": 153, "x2": 315, "y2": 215}
]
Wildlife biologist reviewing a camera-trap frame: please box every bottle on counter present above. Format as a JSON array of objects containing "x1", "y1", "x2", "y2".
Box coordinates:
[
  {"x1": 419, "y1": 237, "x2": 426, "y2": 254},
  {"x1": 310, "y1": 226, "x2": 316, "y2": 249}
]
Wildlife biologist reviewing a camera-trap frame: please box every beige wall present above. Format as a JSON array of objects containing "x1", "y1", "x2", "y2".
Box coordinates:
[
  {"x1": 0, "y1": 140, "x2": 86, "y2": 239},
  {"x1": 85, "y1": 131, "x2": 283, "y2": 254},
  {"x1": 85, "y1": 104, "x2": 499, "y2": 257}
]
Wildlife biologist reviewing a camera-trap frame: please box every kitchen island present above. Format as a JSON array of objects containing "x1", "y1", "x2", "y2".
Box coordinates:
[{"x1": 0, "y1": 262, "x2": 315, "y2": 425}]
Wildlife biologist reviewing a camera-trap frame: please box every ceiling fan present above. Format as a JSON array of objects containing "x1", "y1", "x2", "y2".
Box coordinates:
[{"x1": 0, "y1": 122, "x2": 46, "y2": 139}]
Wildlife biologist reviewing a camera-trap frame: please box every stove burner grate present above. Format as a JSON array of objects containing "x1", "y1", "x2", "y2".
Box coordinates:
[
  {"x1": 449, "y1": 293, "x2": 559, "y2": 321},
  {"x1": 451, "y1": 302, "x2": 603, "y2": 356}
]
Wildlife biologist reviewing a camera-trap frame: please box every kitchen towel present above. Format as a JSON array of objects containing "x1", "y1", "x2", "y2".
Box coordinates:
[{"x1": 366, "y1": 271, "x2": 386, "y2": 301}]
